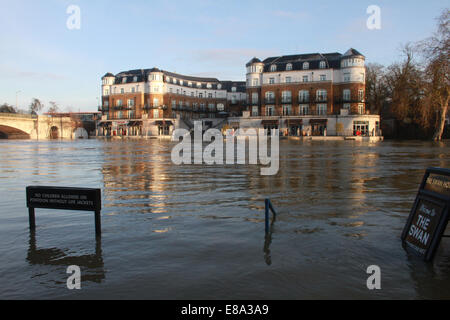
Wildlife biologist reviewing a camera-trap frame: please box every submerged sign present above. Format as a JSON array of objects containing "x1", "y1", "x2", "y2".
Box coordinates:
[
  {"x1": 26, "y1": 186, "x2": 102, "y2": 235},
  {"x1": 401, "y1": 168, "x2": 450, "y2": 261}
]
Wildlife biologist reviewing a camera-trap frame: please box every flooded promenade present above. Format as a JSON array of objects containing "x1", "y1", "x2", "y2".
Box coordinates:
[{"x1": 0, "y1": 139, "x2": 450, "y2": 299}]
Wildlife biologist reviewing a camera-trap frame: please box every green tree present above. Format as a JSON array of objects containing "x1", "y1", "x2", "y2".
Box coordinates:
[{"x1": 0, "y1": 103, "x2": 16, "y2": 113}]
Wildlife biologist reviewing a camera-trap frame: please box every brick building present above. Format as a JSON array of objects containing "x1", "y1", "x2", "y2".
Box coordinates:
[
  {"x1": 98, "y1": 48, "x2": 381, "y2": 138},
  {"x1": 242, "y1": 48, "x2": 379, "y2": 136},
  {"x1": 98, "y1": 68, "x2": 245, "y2": 137}
]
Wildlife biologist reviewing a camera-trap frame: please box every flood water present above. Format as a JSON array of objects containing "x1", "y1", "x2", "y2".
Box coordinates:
[{"x1": 0, "y1": 138, "x2": 450, "y2": 299}]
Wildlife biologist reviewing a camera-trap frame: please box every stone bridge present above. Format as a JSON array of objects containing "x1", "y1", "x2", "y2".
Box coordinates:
[{"x1": 0, "y1": 113, "x2": 79, "y2": 139}]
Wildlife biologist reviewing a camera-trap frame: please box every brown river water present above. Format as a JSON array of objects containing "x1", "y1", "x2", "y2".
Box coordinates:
[{"x1": 0, "y1": 139, "x2": 449, "y2": 299}]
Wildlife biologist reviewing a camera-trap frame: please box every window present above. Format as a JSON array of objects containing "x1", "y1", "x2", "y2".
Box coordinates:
[
  {"x1": 343, "y1": 103, "x2": 350, "y2": 110},
  {"x1": 172, "y1": 100, "x2": 176, "y2": 108},
  {"x1": 116, "y1": 100, "x2": 123, "y2": 107},
  {"x1": 188, "y1": 82, "x2": 192, "y2": 87},
  {"x1": 127, "y1": 99, "x2": 134, "y2": 107},
  {"x1": 252, "y1": 78, "x2": 259, "y2": 86},
  {"x1": 285, "y1": 76, "x2": 291, "y2": 83},
  {"x1": 320, "y1": 74, "x2": 326, "y2": 81},
  {"x1": 133, "y1": 76, "x2": 138, "y2": 82},
  {"x1": 317, "y1": 104, "x2": 327, "y2": 115},
  {"x1": 104, "y1": 89, "x2": 109, "y2": 96},
  {"x1": 122, "y1": 78, "x2": 127, "y2": 84},
  {"x1": 343, "y1": 89, "x2": 351, "y2": 101},
  {"x1": 319, "y1": 61, "x2": 326, "y2": 69},
  {"x1": 265, "y1": 106, "x2": 274, "y2": 116},
  {"x1": 131, "y1": 87, "x2": 135, "y2": 93},
  {"x1": 344, "y1": 73, "x2": 351, "y2": 82},
  {"x1": 270, "y1": 64, "x2": 277, "y2": 72},
  {"x1": 153, "y1": 98, "x2": 159, "y2": 107},
  {"x1": 358, "y1": 89, "x2": 364, "y2": 101},
  {"x1": 217, "y1": 103, "x2": 224, "y2": 111},
  {"x1": 303, "y1": 75, "x2": 309, "y2": 82},
  {"x1": 120, "y1": 88, "x2": 124, "y2": 94},
  {"x1": 303, "y1": 62, "x2": 309, "y2": 70},
  {"x1": 179, "y1": 80, "x2": 183, "y2": 86},
  {"x1": 282, "y1": 105, "x2": 292, "y2": 116},
  {"x1": 218, "y1": 84, "x2": 222, "y2": 89},
  {"x1": 153, "y1": 109, "x2": 159, "y2": 119},
  {"x1": 208, "y1": 93, "x2": 213, "y2": 98},
  {"x1": 360, "y1": 73, "x2": 365, "y2": 82},
  {"x1": 104, "y1": 101, "x2": 109, "y2": 107},
  {"x1": 269, "y1": 78, "x2": 275, "y2": 84},
  {"x1": 299, "y1": 104, "x2": 309, "y2": 115},
  {"x1": 281, "y1": 91, "x2": 292, "y2": 103},
  {"x1": 197, "y1": 82, "x2": 201, "y2": 88},
  {"x1": 252, "y1": 92, "x2": 258, "y2": 104},
  {"x1": 252, "y1": 106, "x2": 258, "y2": 116},
  {"x1": 299, "y1": 90, "x2": 309, "y2": 103},
  {"x1": 207, "y1": 83, "x2": 212, "y2": 89},
  {"x1": 358, "y1": 104, "x2": 365, "y2": 115},
  {"x1": 286, "y1": 63, "x2": 293, "y2": 71},
  {"x1": 316, "y1": 90, "x2": 327, "y2": 102},
  {"x1": 199, "y1": 93, "x2": 203, "y2": 98},
  {"x1": 232, "y1": 87, "x2": 236, "y2": 92},
  {"x1": 265, "y1": 91, "x2": 275, "y2": 103}
]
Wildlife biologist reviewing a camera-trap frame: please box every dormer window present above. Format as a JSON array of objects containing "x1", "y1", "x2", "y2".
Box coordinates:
[
  {"x1": 188, "y1": 82, "x2": 192, "y2": 87},
  {"x1": 133, "y1": 76, "x2": 138, "y2": 82},
  {"x1": 270, "y1": 64, "x2": 277, "y2": 72},
  {"x1": 180, "y1": 80, "x2": 183, "y2": 86},
  {"x1": 286, "y1": 63, "x2": 293, "y2": 71},
  {"x1": 232, "y1": 87, "x2": 236, "y2": 92},
  {"x1": 319, "y1": 61, "x2": 326, "y2": 69},
  {"x1": 197, "y1": 82, "x2": 201, "y2": 88},
  {"x1": 122, "y1": 78, "x2": 127, "y2": 83},
  {"x1": 303, "y1": 62, "x2": 309, "y2": 70},
  {"x1": 217, "y1": 84, "x2": 222, "y2": 90},
  {"x1": 207, "y1": 83, "x2": 212, "y2": 89}
]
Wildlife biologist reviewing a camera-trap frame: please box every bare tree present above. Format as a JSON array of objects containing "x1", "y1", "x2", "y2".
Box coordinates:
[
  {"x1": 29, "y1": 98, "x2": 44, "y2": 115},
  {"x1": 365, "y1": 63, "x2": 389, "y2": 114},
  {"x1": 419, "y1": 9, "x2": 449, "y2": 141},
  {"x1": 47, "y1": 101, "x2": 59, "y2": 114},
  {"x1": 0, "y1": 103, "x2": 16, "y2": 113}
]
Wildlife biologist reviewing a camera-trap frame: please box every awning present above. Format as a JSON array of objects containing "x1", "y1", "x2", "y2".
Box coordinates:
[
  {"x1": 128, "y1": 121, "x2": 143, "y2": 126},
  {"x1": 98, "y1": 121, "x2": 111, "y2": 127},
  {"x1": 309, "y1": 119, "x2": 328, "y2": 124},
  {"x1": 286, "y1": 119, "x2": 303, "y2": 125},
  {"x1": 155, "y1": 120, "x2": 174, "y2": 126},
  {"x1": 261, "y1": 120, "x2": 279, "y2": 126}
]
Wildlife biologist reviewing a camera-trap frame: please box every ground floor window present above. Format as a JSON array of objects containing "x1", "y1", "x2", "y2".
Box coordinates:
[
  {"x1": 353, "y1": 121, "x2": 369, "y2": 136},
  {"x1": 289, "y1": 125, "x2": 302, "y2": 136},
  {"x1": 158, "y1": 125, "x2": 170, "y2": 136}
]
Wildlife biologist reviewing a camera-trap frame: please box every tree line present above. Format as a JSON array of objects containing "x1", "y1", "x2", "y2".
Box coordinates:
[{"x1": 366, "y1": 9, "x2": 449, "y2": 140}]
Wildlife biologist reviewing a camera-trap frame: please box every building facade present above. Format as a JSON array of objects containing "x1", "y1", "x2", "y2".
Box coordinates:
[
  {"x1": 241, "y1": 48, "x2": 379, "y2": 137},
  {"x1": 98, "y1": 48, "x2": 381, "y2": 138},
  {"x1": 99, "y1": 69, "x2": 246, "y2": 137}
]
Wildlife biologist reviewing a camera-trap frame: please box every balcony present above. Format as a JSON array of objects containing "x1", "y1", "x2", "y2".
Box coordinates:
[
  {"x1": 315, "y1": 96, "x2": 328, "y2": 103},
  {"x1": 265, "y1": 98, "x2": 276, "y2": 104},
  {"x1": 281, "y1": 97, "x2": 292, "y2": 104},
  {"x1": 298, "y1": 97, "x2": 310, "y2": 103}
]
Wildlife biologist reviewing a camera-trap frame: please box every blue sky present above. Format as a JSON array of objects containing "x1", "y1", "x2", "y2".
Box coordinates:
[{"x1": 0, "y1": 0, "x2": 447, "y2": 112}]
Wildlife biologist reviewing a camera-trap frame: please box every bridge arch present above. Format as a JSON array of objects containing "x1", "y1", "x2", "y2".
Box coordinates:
[{"x1": 0, "y1": 125, "x2": 30, "y2": 139}]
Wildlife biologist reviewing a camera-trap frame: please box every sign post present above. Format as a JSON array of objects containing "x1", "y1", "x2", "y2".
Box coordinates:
[
  {"x1": 401, "y1": 167, "x2": 450, "y2": 261},
  {"x1": 26, "y1": 186, "x2": 102, "y2": 236}
]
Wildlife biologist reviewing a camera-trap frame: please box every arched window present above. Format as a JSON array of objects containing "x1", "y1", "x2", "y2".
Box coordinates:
[
  {"x1": 286, "y1": 63, "x2": 293, "y2": 71},
  {"x1": 303, "y1": 62, "x2": 309, "y2": 70},
  {"x1": 270, "y1": 64, "x2": 277, "y2": 72},
  {"x1": 319, "y1": 61, "x2": 326, "y2": 69}
]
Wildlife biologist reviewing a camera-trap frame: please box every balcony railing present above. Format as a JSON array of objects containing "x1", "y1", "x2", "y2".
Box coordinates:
[
  {"x1": 265, "y1": 98, "x2": 276, "y2": 104},
  {"x1": 281, "y1": 97, "x2": 292, "y2": 104}
]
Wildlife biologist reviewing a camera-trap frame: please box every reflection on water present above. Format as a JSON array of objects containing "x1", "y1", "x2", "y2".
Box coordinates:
[
  {"x1": 0, "y1": 139, "x2": 449, "y2": 299},
  {"x1": 27, "y1": 231, "x2": 105, "y2": 284}
]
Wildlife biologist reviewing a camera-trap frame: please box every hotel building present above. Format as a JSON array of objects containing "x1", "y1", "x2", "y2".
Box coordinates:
[
  {"x1": 98, "y1": 48, "x2": 381, "y2": 138},
  {"x1": 99, "y1": 69, "x2": 245, "y2": 136}
]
